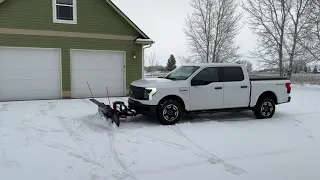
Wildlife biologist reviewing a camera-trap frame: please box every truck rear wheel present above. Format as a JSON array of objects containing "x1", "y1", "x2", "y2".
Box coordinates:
[
  {"x1": 157, "y1": 99, "x2": 182, "y2": 125},
  {"x1": 254, "y1": 98, "x2": 276, "y2": 119}
]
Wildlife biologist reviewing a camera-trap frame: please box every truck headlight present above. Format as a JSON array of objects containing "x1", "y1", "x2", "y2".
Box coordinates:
[{"x1": 144, "y1": 88, "x2": 157, "y2": 100}]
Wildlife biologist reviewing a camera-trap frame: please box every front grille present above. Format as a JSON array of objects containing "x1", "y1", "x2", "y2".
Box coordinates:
[{"x1": 129, "y1": 85, "x2": 146, "y2": 100}]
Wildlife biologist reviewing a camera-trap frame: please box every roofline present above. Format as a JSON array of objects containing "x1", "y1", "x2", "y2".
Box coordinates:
[{"x1": 105, "y1": 0, "x2": 151, "y2": 40}]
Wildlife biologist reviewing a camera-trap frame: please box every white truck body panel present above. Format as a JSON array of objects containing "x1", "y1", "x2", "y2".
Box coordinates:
[
  {"x1": 250, "y1": 80, "x2": 290, "y2": 107},
  {"x1": 128, "y1": 63, "x2": 291, "y2": 113}
]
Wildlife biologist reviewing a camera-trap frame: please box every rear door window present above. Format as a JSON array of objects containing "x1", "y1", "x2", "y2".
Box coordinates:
[{"x1": 220, "y1": 67, "x2": 244, "y2": 82}]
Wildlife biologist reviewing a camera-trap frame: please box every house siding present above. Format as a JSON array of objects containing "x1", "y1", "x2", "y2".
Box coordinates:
[
  {"x1": 0, "y1": 0, "x2": 147, "y2": 98},
  {"x1": 0, "y1": 0, "x2": 140, "y2": 36},
  {"x1": 0, "y1": 34, "x2": 143, "y2": 97}
]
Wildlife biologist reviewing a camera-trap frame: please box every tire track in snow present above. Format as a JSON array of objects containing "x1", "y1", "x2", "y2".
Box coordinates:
[
  {"x1": 105, "y1": 126, "x2": 138, "y2": 180},
  {"x1": 291, "y1": 118, "x2": 320, "y2": 148},
  {"x1": 0, "y1": 104, "x2": 9, "y2": 112},
  {"x1": 107, "y1": 124, "x2": 248, "y2": 175},
  {"x1": 57, "y1": 116, "x2": 104, "y2": 178},
  {"x1": 76, "y1": 114, "x2": 137, "y2": 179},
  {"x1": 0, "y1": 145, "x2": 21, "y2": 169},
  {"x1": 191, "y1": 110, "x2": 320, "y2": 124},
  {"x1": 40, "y1": 102, "x2": 56, "y2": 115},
  {"x1": 107, "y1": 127, "x2": 187, "y2": 151},
  {"x1": 168, "y1": 125, "x2": 248, "y2": 175}
]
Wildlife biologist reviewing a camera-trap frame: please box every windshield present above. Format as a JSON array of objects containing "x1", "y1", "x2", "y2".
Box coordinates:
[{"x1": 164, "y1": 66, "x2": 200, "y2": 80}]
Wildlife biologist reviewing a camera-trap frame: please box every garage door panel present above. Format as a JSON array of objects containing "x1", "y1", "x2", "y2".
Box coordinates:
[
  {"x1": 1, "y1": 69, "x2": 60, "y2": 79},
  {"x1": 0, "y1": 47, "x2": 61, "y2": 101},
  {"x1": 0, "y1": 89, "x2": 60, "y2": 102},
  {"x1": 72, "y1": 77, "x2": 123, "y2": 86},
  {"x1": 72, "y1": 70, "x2": 123, "y2": 81},
  {"x1": 0, "y1": 49, "x2": 59, "y2": 68},
  {"x1": 71, "y1": 50, "x2": 125, "y2": 98},
  {"x1": 72, "y1": 86, "x2": 124, "y2": 98},
  {"x1": 1, "y1": 78, "x2": 60, "y2": 90}
]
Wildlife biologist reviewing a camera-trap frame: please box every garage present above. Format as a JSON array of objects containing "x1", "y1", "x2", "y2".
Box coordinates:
[
  {"x1": 0, "y1": 47, "x2": 61, "y2": 101},
  {"x1": 70, "y1": 49, "x2": 125, "y2": 98}
]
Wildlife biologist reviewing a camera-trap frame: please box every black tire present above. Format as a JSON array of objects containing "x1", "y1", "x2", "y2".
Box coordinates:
[
  {"x1": 157, "y1": 99, "x2": 182, "y2": 125},
  {"x1": 254, "y1": 98, "x2": 276, "y2": 119}
]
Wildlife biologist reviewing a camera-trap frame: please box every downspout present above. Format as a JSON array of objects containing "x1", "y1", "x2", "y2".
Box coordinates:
[{"x1": 142, "y1": 44, "x2": 152, "y2": 79}]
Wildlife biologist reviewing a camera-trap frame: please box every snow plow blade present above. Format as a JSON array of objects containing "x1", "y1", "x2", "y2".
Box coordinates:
[
  {"x1": 86, "y1": 82, "x2": 138, "y2": 127},
  {"x1": 89, "y1": 99, "x2": 138, "y2": 127},
  {"x1": 89, "y1": 98, "x2": 120, "y2": 127}
]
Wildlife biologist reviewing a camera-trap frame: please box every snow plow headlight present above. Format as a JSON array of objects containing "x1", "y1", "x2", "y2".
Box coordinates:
[{"x1": 144, "y1": 88, "x2": 157, "y2": 100}]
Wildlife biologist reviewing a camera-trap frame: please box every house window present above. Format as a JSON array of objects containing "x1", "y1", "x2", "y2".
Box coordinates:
[{"x1": 53, "y1": 0, "x2": 77, "y2": 24}]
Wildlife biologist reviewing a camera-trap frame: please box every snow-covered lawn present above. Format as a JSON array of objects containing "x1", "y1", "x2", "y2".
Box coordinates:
[{"x1": 1, "y1": 84, "x2": 320, "y2": 180}]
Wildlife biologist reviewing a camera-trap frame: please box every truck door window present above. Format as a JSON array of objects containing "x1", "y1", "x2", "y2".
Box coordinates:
[
  {"x1": 165, "y1": 66, "x2": 200, "y2": 80},
  {"x1": 221, "y1": 67, "x2": 244, "y2": 82},
  {"x1": 193, "y1": 67, "x2": 219, "y2": 84}
]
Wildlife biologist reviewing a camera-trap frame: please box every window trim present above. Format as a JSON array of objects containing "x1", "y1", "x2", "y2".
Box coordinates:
[{"x1": 52, "y1": 0, "x2": 77, "y2": 24}]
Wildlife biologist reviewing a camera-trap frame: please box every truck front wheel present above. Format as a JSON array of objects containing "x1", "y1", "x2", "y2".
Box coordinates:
[
  {"x1": 157, "y1": 99, "x2": 182, "y2": 125},
  {"x1": 254, "y1": 98, "x2": 276, "y2": 119}
]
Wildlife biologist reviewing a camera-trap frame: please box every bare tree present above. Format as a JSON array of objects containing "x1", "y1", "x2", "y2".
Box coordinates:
[
  {"x1": 242, "y1": 0, "x2": 289, "y2": 77},
  {"x1": 183, "y1": 0, "x2": 242, "y2": 63},
  {"x1": 284, "y1": 0, "x2": 312, "y2": 77},
  {"x1": 243, "y1": 0, "x2": 313, "y2": 78},
  {"x1": 145, "y1": 51, "x2": 158, "y2": 74},
  {"x1": 298, "y1": 0, "x2": 320, "y2": 62},
  {"x1": 235, "y1": 60, "x2": 253, "y2": 72}
]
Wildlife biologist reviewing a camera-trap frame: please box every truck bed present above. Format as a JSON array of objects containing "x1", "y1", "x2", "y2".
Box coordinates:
[{"x1": 249, "y1": 75, "x2": 289, "y2": 81}]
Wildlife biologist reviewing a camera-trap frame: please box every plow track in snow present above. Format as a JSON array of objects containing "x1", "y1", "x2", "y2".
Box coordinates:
[
  {"x1": 168, "y1": 125, "x2": 248, "y2": 176},
  {"x1": 105, "y1": 125, "x2": 138, "y2": 180}
]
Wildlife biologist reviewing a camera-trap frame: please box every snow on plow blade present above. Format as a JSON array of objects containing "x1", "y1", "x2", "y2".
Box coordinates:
[
  {"x1": 89, "y1": 98, "x2": 120, "y2": 127},
  {"x1": 86, "y1": 82, "x2": 138, "y2": 127},
  {"x1": 89, "y1": 98, "x2": 138, "y2": 127}
]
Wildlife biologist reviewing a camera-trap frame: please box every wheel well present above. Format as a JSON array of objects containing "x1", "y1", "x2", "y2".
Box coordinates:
[
  {"x1": 257, "y1": 91, "x2": 278, "y2": 104},
  {"x1": 158, "y1": 95, "x2": 186, "y2": 110}
]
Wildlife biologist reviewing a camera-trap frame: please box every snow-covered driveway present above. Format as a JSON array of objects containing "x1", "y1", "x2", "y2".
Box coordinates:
[{"x1": 1, "y1": 85, "x2": 320, "y2": 180}]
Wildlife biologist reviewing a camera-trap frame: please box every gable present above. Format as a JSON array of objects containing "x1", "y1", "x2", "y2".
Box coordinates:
[
  {"x1": 0, "y1": 0, "x2": 153, "y2": 42},
  {"x1": 105, "y1": 0, "x2": 150, "y2": 39}
]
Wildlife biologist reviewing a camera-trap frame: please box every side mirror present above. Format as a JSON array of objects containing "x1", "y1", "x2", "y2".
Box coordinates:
[{"x1": 191, "y1": 79, "x2": 204, "y2": 86}]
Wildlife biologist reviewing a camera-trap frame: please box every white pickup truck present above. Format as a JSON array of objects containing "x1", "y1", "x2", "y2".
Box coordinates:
[{"x1": 128, "y1": 63, "x2": 291, "y2": 125}]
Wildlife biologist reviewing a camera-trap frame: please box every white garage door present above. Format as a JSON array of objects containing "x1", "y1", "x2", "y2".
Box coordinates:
[
  {"x1": 0, "y1": 47, "x2": 61, "y2": 101},
  {"x1": 70, "y1": 49, "x2": 125, "y2": 98}
]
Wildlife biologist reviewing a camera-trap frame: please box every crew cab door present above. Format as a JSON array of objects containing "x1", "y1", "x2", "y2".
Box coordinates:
[
  {"x1": 219, "y1": 66, "x2": 250, "y2": 108},
  {"x1": 189, "y1": 67, "x2": 224, "y2": 111}
]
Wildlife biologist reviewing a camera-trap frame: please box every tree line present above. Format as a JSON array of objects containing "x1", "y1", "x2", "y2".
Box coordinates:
[
  {"x1": 144, "y1": 52, "x2": 177, "y2": 73},
  {"x1": 179, "y1": 0, "x2": 320, "y2": 77}
]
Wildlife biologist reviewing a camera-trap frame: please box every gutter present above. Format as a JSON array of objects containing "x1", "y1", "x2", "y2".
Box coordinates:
[
  {"x1": 141, "y1": 44, "x2": 153, "y2": 78},
  {"x1": 135, "y1": 38, "x2": 155, "y2": 45}
]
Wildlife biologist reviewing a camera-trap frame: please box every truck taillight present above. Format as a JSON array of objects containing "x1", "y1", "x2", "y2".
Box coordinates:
[{"x1": 285, "y1": 83, "x2": 291, "y2": 93}]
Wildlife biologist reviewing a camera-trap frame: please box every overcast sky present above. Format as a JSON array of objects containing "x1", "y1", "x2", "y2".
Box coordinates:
[{"x1": 112, "y1": 0, "x2": 261, "y2": 70}]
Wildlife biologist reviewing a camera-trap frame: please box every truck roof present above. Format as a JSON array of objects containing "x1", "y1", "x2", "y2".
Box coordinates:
[{"x1": 182, "y1": 62, "x2": 243, "y2": 68}]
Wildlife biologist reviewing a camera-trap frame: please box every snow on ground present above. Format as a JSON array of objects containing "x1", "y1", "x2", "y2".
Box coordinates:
[{"x1": 1, "y1": 85, "x2": 320, "y2": 180}]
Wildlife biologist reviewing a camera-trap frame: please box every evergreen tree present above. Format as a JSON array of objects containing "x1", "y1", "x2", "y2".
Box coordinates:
[
  {"x1": 307, "y1": 65, "x2": 311, "y2": 72},
  {"x1": 313, "y1": 65, "x2": 318, "y2": 74},
  {"x1": 304, "y1": 63, "x2": 308, "y2": 72},
  {"x1": 166, "y1": 54, "x2": 177, "y2": 71}
]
